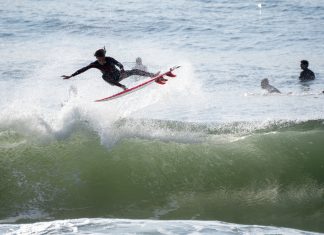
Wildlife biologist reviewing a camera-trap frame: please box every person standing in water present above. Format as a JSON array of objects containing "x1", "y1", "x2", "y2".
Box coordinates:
[
  {"x1": 62, "y1": 48, "x2": 158, "y2": 90},
  {"x1": 133, "y1": 57, "x2": 147, "y2": 72},
  {"x1": 299, "y1": 60, "x2": 315, "y2": 81},
  {"x1": 132, "y1": 57, "x2": 148, "y2": 81}
]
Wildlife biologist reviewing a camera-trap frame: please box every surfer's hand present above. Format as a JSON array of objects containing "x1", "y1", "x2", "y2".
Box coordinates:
[{"x1": 62, "y1": 75, "x2": 72, "y2": 80}]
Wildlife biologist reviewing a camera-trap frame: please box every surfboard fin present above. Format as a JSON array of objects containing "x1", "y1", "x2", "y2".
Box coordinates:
[
  {"x1": 165, "y1": 71, "x2": 176, "y2": 77},
  {"x1": 155, "y1": 76, "x2": 168, "y2": 85}
]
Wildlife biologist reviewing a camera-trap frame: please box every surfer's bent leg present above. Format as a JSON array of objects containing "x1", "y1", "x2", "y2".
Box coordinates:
[{"x1": 102, "y1": 74, "x2": 127, "y2": 90}]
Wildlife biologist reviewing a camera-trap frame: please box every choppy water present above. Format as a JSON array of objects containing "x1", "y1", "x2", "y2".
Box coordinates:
[{"x1": 1, "y1": 0, "x2": 324, "y2": 234}]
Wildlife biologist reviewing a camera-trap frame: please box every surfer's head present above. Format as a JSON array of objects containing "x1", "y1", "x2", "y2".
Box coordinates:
[
  {"x1": 94, "y1": 48, "x2": 106, "y2": 58},
  {"x1": 300, "y1": 60, "x2": 309, "y2": 70},
  {"x1": 261, "y1": 78, "x2": 269, "y2": 88},
  {"x1": 94, "y1": 48, "x2": 106, "y2": 64}
]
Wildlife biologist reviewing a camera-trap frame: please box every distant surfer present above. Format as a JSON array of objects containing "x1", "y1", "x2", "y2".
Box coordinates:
[
  {"x1": 62, "y1": 48, "x2": 158, "y2": 90},
  {"x1": 299, "y1": 60, "x2": 315, "y2": 81},
  {"x1": 133, "y1": 57, "x2": 147, "y2": 72},
  {"x1": 132, "y1": 57, "x2": 148, "y2": 81},
  {"x1": 261, "y1": 78, "x2": 281, "y2": 93}
]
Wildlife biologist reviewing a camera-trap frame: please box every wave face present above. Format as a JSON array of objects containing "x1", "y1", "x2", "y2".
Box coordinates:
[{"x1": 1, "y1": 119, "x2": 324, "y2": 232}]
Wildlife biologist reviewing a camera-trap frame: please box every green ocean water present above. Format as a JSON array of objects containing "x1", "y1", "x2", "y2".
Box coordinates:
[{"x1": 1, "y1": 120, "x2": 324, "y2": 232}]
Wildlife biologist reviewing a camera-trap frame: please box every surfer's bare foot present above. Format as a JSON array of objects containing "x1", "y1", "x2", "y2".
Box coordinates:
[{"x1": 121, "y1": 85, "x2": 127, "y2": 91}]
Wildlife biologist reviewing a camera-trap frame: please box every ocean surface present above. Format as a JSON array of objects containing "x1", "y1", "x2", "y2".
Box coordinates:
[{"x1": 1, "y1": 0, "x2": 324, "y2": 234}]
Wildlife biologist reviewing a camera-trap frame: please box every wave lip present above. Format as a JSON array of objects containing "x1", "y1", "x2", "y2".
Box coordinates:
[{"x1": 0, "y1": 218, "x2": 321, "y2": 235}]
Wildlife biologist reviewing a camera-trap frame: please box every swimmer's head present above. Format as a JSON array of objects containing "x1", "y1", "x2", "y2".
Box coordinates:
[
  {"x1": 261, "y1": 78, "x2": 269, "y2": 88},
  {"x1": 301, "y1": 60, "x2": 309, "y2": 70},
  {"x1": 136, "y1": 57, "x2": 142, "y2": 65}
]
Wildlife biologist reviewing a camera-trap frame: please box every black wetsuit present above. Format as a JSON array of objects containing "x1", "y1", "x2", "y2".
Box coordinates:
[
  {"x1": 71, "y1": 57, "x2": 154, "y2": 88},
  {"x1": 299, "y1": 68, "x2": 315, "y2": 81},
  {"x1": 71, "y1": 57, "x2": 124, "y2": 85}
]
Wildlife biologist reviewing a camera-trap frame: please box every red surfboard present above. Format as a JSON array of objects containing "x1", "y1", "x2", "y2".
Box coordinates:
[{"x1": 94, "y1": 66, "x2": 180, "y2": 102}]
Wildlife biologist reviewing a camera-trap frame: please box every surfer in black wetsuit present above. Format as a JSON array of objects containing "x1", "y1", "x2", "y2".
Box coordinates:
[
  {"x1": 299, "y1": 60, "x2": 315, "y2": 82},
  {"x1": 62, "y1": 48, "x2": 158, "y2": 90}
]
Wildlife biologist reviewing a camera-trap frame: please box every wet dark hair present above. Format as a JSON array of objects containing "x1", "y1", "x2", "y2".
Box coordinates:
[
  {"x1": 94, "y1": 48, "x2": 106, "y2": 57},
  {"x1": 301, "y1": 60, "x2": 309, "y2": 67}
]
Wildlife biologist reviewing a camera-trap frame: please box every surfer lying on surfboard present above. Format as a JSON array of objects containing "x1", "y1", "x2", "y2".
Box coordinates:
[{"x1": 61, "y1": 47, "x2": 159, "y2": 90}]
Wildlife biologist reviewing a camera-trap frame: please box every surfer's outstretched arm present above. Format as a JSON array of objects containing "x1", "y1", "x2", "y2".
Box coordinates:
[{"x1": 62, "y1": 64, "x2": 94, "y2": 79}]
